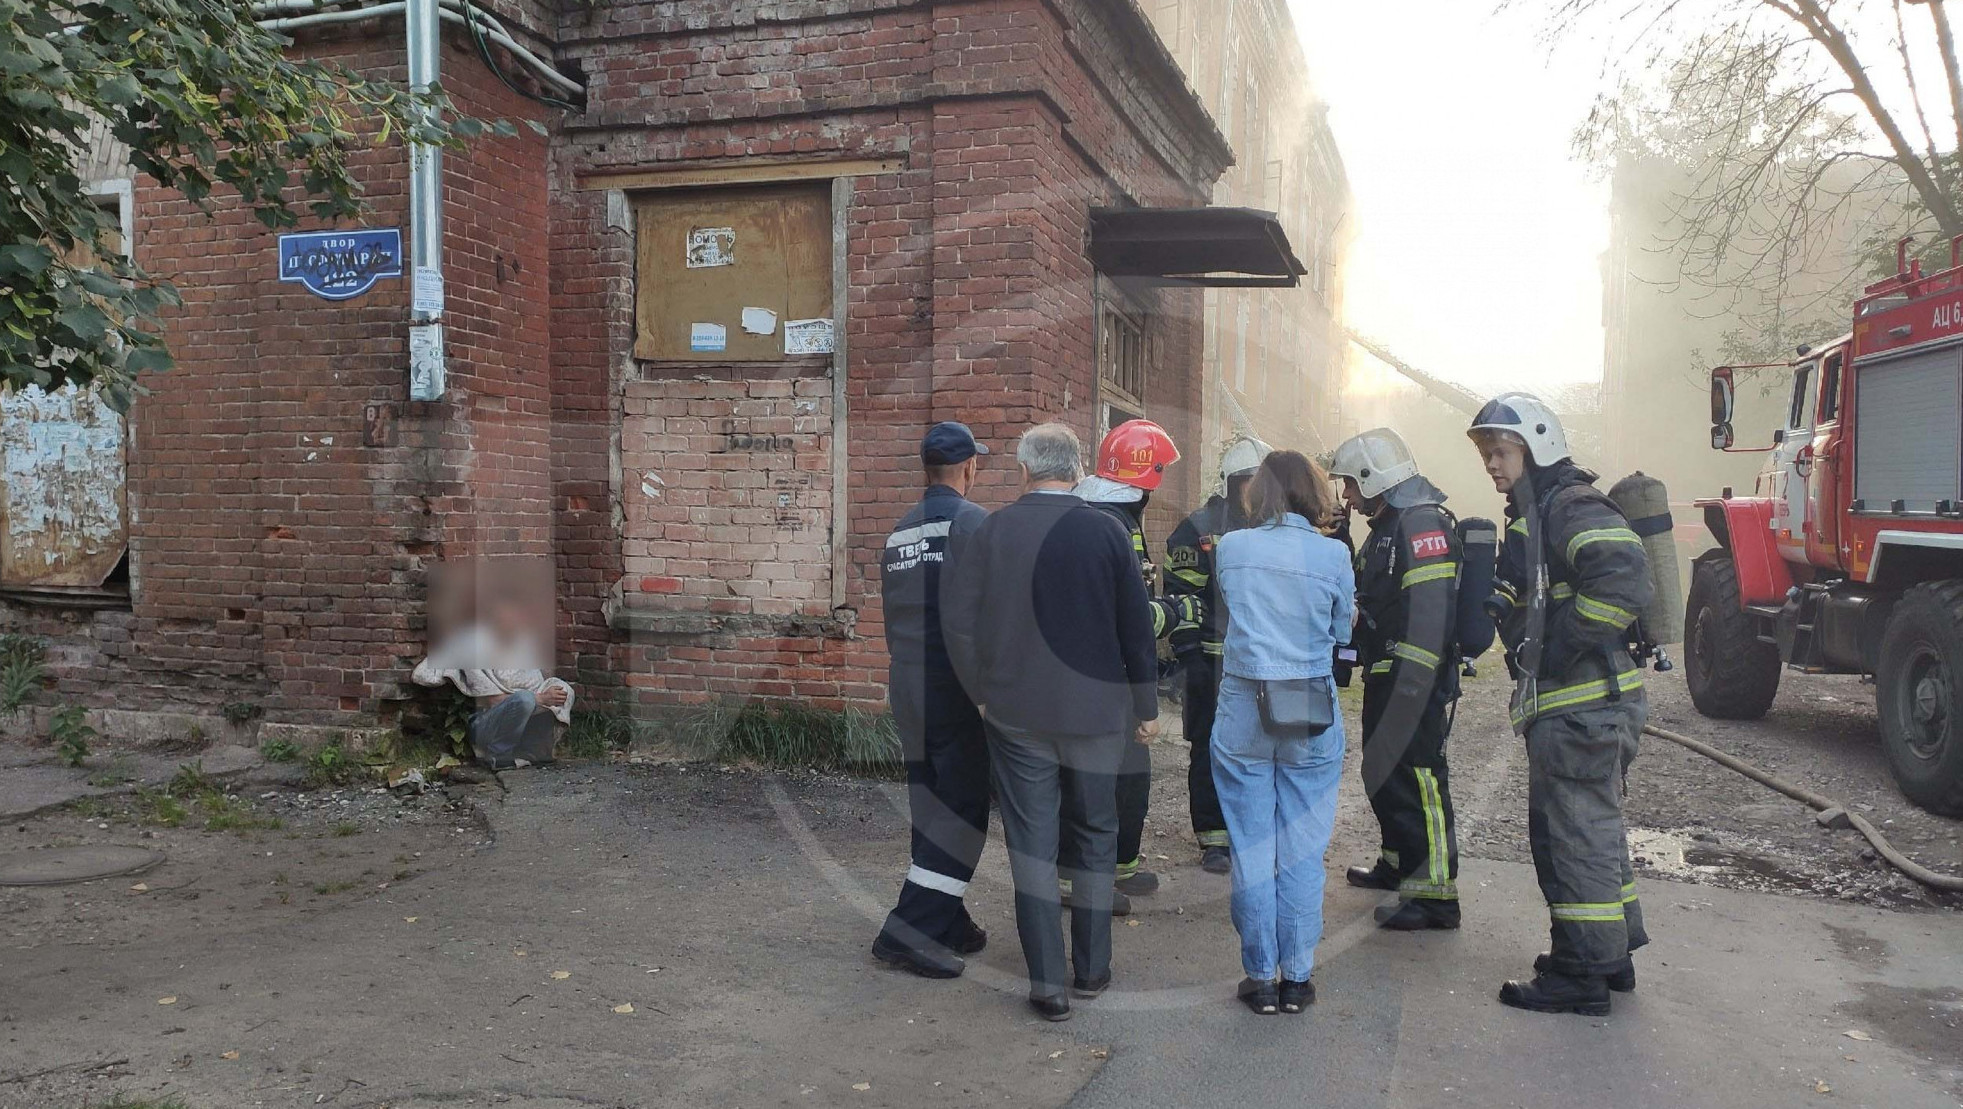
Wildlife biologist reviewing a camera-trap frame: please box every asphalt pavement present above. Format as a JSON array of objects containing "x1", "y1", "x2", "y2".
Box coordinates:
[{"x1": 2, "y1": 699, "x2": 1958, "y2": 1109}]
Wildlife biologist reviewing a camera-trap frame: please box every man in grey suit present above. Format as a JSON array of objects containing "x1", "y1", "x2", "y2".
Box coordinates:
[{"x1": 943, "y1": 422, "x2": 1162, "y2": 1022}]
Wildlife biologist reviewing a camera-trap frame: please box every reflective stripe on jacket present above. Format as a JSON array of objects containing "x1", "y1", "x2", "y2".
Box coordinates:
[{"x1": 1493, "y1": 463, "x2": 1652, "y2": 724}]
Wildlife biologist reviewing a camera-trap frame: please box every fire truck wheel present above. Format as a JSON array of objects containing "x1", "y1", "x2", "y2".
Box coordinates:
[
  {"x1": 1876, "y1": 581, "x2": 1963, "y2": 818},
  {"x1": 1685, "y1": 553, "x2": 1780, "y2": 720}
]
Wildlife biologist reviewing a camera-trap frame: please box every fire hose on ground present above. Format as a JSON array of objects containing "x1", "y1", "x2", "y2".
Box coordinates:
[{"x1": 1642, "y1": 723, "x2": 1963, "y2": 894}]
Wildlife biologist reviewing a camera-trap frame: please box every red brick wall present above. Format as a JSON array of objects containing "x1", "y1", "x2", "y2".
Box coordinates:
[
  {"x1": 560, "y1": 0, "x2": 1227, "y2": 710},
  {"x1": 19, "y1": 30, "x2": 555, "y2": 724},
  {"x1": 48, "y1": 2, "x2": 1226, "y2": 726}
]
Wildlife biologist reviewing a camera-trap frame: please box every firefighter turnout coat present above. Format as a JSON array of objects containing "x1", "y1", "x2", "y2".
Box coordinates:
[
  {"x1": 1354, "y1": 493, "x2": 1461, "y2": 901},
  {"x1": 1491, "y1": 462, "x2": 1653, "y2": 728},
  {"x1": 1491, "y1": 460, "x2": 1654, "y2": 977}
]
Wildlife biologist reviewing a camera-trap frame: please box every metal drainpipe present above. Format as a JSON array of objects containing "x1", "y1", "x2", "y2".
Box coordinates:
[{"x1": 406, "y1": 0, "x2": 445, "y2": 400}]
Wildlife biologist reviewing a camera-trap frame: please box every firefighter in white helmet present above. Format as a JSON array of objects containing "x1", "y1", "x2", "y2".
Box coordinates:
[
  {"x1": 1325, "y1": 427, "x2": 1463, "y2": 931},
  {"x1": 1468, "y1": 392, "x2": 1651, "y2": 1016},
  {"x1": 1163, "y1": 434, "x2": 1271, "y2": 873}
]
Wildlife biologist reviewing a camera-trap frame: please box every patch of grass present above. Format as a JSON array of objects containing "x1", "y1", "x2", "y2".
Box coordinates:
[
  {"x1": 396, "y1": 686, "x2": 476, "y2": 763},
  {"x1": 561, "y1": 710, "x2": 643, "y2": 759},
  {"x1": 67, "y1": 797, "x2": 111, "y2": 821},
  {"x1": 331, "y1": 822, "x2": 360, "y2": 838},
  {"x1": 168, "y1": 761, "x2": 213, "y2": 796},
  {"x1": 197, "y1": 791, "x2": 280, "y2": 833},
  {"x1": 672, "y1": 701, "x2": 901, "y2": 777},
  {"x1": 101, "y1": 1096, "x2": 192, "y2": 1109},
  {"x1": 272, "y1": 871, "x2": 288, "y2": 885},
  {"x1": 392, "y1": 867, "x2": 412, "y2": 881},
  {"x1": 135, "y1": 788, "x2": 186, "y2": 828},
  {"x1": 304, "y1": 741, "x2": 361, "y2": 788},
  {"x1": 222, "y1": 700, "x2": 263, "y2": 726},
  {"x1": 259, "y1": 737, "x2": 300, "y2": 763},
  {"x1": 312, "y1": 879, "x2": 358, "y2": 896},
  {"x1": 51, "y1": 705, "x2": 94, "y2": 767},
  {"x1": 0, "y1": 634, "x2": 45, "y2": 714}
]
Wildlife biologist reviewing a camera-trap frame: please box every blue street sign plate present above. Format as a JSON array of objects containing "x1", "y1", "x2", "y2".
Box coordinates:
[{"x1": 277, "y1": 229, "x2": 403, "y2": 300}]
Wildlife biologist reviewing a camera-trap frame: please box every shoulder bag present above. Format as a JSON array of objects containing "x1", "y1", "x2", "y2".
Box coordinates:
[{"x1": 1254, "y1": 528, "x2": 1335, "y2": 737}]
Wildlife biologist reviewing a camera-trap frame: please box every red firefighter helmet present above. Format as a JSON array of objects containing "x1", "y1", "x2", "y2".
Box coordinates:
[{"x1": 1095, "y1": 419, "x2": 1180, "y2": 491}]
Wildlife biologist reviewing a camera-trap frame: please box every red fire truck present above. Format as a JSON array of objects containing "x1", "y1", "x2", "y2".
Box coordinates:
[{"x1": 1692, "y1": 241, "x2": 1963, "y2": 816}]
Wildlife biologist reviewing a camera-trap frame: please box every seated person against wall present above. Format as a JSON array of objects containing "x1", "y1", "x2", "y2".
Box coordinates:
[{"x1": 412, "y1": 559, "x2": 572, "y2": 769}]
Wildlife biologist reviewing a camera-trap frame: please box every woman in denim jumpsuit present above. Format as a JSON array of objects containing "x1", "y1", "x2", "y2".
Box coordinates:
[{"x1": 1211, "y1": 451, "x2": 1355, "y2": 1014}]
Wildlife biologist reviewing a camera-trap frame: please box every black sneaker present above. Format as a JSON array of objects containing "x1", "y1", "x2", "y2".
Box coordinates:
[
  {"x1": 871, "y1": 933, "x2": 963, "y2": 979},
  {"x1": 944, "y1": 918, "x2": 988, "y2": 956},
  {"x1": 1238, "y1": 977, "x2": 1279, "y2": 1015},
  {"x1": 1071, "y1": 973, "x2": 1111, "y2": 999},
  {"x1": 1115, "y1": 869, "x2": 1160, "y2": 896},
  {"x1": 1536, "y1": 952, "x2": 1635, "y2": 992},
  {"x1": 1345, "y1": 864, "x2": 1399, "y2": 890},
  {"x1": 1200, "y1": 846, "x2": 1232, "y2": 875},
  {"x1": 1279, "y1": 978, "x2": 1315, "y2": 1013},
  {"x1": 1029, "y1": 994, "x2": 1072, "y2": 1022},
  {"x1": 1375, "y1": 899, "x2": 1461, "y2": 931},
  {"x1": 1498, "y1": 972, "x2": 1611, "y2": 1016}
]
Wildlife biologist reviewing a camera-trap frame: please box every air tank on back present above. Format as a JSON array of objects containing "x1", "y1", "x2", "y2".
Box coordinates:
[{"x1": 1608, "y1": 472, "x2": 1685, "y2": 659}]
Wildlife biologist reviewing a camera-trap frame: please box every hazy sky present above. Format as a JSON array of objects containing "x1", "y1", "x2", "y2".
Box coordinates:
[{"x1": 1285, "y1": 1, "x2": 1610, "y2": 395}]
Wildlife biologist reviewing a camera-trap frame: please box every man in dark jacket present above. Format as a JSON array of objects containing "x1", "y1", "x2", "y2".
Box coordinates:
[
  {"x1": 871, "y1": 422, "x2": 993, "y2": 979},
  {"x1": 944, "y1": 422, "x2": 1161, "y2": 1023},
  {"x1": 1470, "y1": 391, "x2": 1652, "y2": 1017}
]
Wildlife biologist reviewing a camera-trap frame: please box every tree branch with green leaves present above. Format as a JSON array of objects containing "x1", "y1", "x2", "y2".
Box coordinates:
[{"x1": 0, "y1": 0, "x2": 527, "y2": 411}]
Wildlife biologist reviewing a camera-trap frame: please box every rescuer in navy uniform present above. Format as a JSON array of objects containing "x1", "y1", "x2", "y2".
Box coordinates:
[{"x1": 871, "y1": 422, "x2": 994, "y2": 979}]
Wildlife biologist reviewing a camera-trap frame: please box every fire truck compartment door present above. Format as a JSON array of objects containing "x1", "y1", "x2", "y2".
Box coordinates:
[{"x1": 1855, "y1": 341, "x2": 1963, "y2": 511}]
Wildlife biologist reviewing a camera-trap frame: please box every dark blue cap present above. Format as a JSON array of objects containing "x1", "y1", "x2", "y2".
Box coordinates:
[{"x1": 921, "y1": 421, "x2": 990, "y2": 466}]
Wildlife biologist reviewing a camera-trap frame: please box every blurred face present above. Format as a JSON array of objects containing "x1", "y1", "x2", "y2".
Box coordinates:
[{"x1": 1479, "y1": 437, "x2": 1528, "y2": 494}]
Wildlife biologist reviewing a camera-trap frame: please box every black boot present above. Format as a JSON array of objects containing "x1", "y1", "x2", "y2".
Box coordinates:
[
  {"x1": 1346, "y1": 864, "x2": 1398, "y2": 890},
  {"x1": 1536, "y1": 952, "x2": 1634, "y2": 992},
  {"x1": 1029, "y1": 993, "x2": 1071, "y2": 1022},
  {"x1": 1115, "y1": 868, "x2": 1160, "y2": 896},
  {"x1": 1498, "y1": 971, "x2": 1611, "y2": 1016},
  {"x1": 872, "y1": 933, "x2": 964, "y2": 979},
  {"x1": 1375, "y1": 899, "x2": 1461, "y2": 931},
  {"x1": 945, "y1": 916, "x2": 988, "y2": 956},
  {"x1": 1201, "y1": 846, "x2": 1232, "y2": 875},
  {"x1": 1061, "y1": 882, "x2": 1132, "y2": 916}
]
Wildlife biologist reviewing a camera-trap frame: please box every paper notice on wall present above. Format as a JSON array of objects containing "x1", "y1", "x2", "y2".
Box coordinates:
[
  {"x1": 408, "y1": 323, "x2": 445, "y2": 400},
  {"x1": 412, "y1": 266, "x2": 445, "y2": 315},
  {"x1": 689, "y1": 322, "x2": 727, "y2": 353},
  {"x1": 741, "y1": 307, "x2": 777, "y2": 335},
  {"x1": 685, "y1": 227, "x2": 735, "y2": 268},
  {"x1": 783, "y1": 318, "x2": 834, "y2": 355}
]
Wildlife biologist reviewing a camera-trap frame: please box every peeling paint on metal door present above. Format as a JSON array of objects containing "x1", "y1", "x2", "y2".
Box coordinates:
[{"x1": 0, "y1": 385, "x2": 127, "y2": 588}]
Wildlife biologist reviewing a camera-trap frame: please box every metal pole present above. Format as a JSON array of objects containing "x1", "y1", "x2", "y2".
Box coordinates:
[{"x1": 406, "y1": 0, "x2": 445, "y2": 400}]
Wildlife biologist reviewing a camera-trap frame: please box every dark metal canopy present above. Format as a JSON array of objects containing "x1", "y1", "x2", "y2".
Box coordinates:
[{"x1": 1089, "y1": 207, "x2": 1307, "y2": 288}]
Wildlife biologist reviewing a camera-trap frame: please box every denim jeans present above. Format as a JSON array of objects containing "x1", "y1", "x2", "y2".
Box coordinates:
[
  {"x1": 1211, "y1": 674, "x2": 1346, "y2": 982},
  {"x1": 469, "y1": 691, "x2": 558, "y2": 765}
]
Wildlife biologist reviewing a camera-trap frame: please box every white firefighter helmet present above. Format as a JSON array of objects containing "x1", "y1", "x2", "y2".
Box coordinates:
[
  {"x1": 1326, "y1": 427, "x2": 1421, "y2": 501},
  {"x1": 1466, "y1": 392, "x2": 1571, "y2": 466},
  {"x1": 1221, "y1": 436, "x2": 1272, "y2": 481}
]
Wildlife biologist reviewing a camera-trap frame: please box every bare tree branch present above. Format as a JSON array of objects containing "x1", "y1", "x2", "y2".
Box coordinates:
[
  {"x1": 1894, "y1": 0, "x2": 1943, "y2": 179},
  {"x1": 1926, "y1": 0, "x2": 1963, "y2": 158}
]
